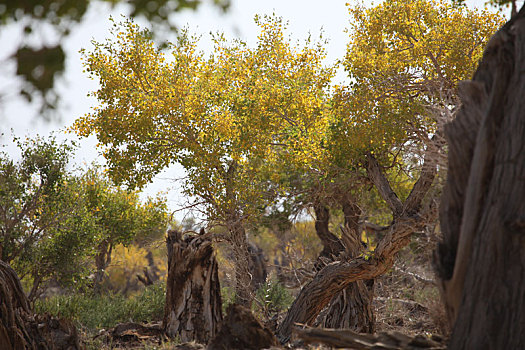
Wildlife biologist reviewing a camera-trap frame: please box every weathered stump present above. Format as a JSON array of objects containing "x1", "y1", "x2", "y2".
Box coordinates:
[
  {"x1": 163, "y1": 229, "x2": 222, "y2": 344},
  {"x1": 0, "y1": 260, "x2": 80, "y2": 350}
]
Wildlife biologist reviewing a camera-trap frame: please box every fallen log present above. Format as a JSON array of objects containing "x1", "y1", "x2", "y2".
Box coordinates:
[{"x1": 294, "y1": 327, "x2": 445, "y2": 349}]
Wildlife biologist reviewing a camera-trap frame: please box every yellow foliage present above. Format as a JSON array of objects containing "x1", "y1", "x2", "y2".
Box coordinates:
[
  {"x1": 328, "y1": 0, "x2": 504, "y2": 168},
  {"x1": 105, "y1": 243, "x2": 167, "y2": 293},
  {"x1": 74, "y1": 15, "x2": 333, "y2": 227}
]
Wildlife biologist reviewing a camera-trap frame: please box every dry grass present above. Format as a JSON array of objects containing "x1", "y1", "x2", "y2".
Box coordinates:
[{"x1": 373, "y1": 237, "x2": 449, "y2": 338}]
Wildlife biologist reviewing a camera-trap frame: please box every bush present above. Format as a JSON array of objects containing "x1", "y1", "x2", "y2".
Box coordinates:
[
  {"x1": 254, "y1": 279, "x2": 293, "y2": 318},
  {"x1": 35, "y1": 282, "x2": 166, "y2": 331}
]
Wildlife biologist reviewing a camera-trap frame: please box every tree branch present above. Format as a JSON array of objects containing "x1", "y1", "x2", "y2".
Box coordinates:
[
  {"x1": 403, "y1": 136, "x2": 443, "y2": 214},
  {"x1": 366, "y1": 154, "x2": 403, "y2": 216}
]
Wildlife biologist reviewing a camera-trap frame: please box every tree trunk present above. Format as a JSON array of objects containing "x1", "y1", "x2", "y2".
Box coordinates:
[
  {"x1": 313, "y1": 201, "x2": 375, "y2": 332},
  {"x1": 222, "y1": 162, "x2": 259, "y2": 307},
  {"x1": 163, "y1": 229, "x2": 222, "y2": 344},
  {"x1": 93, "y1": 240, "x2": 112, "y2": 292},
  {"x1": 436, "y1": 7, "x2": 525, "y2": 349},
  {"x1": 248, "y1": 242, "x2": 267, "y2": 290},
  {"x1": 277, "y1": 148, "x2": 439, "y2": 343},
  {"x1": 321, "y1": 280, "x2": 374, "y2": 332},
  {"x1": 227, "y1": 222, "x2": 256, "y2": 307},
  {"x1": 0, "y1": 260, "x2": 80, "y2": 349},
  {"x1": 313, "y1": 205, "x2": 345, "y2": 266}
]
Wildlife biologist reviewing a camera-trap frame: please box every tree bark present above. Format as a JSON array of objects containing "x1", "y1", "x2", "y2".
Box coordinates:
[
  {"x1": 436, "y1": 7, "x2": 525, "y2": 349},
  {"x1": 222, "y1": 162, "x2": 259, "y2": 307},
  {"x1": 93, "y1": 239, "x2": 112, "y2": 292},
  {"x1": 321, "y1": 198, "x2": 375, "y2": 332},
  {"x1": 228, "y1": 223, "x2": 255, "y2": 307},
  {"x1": 313, "y1": 204, "x2": 345, "y2": 265},
  {"x1": 294, "y1": 327, "x2": 445, "y2": 349},
  {"x1": 163, "y1": 229, "x2": 222, "y2": 344}
]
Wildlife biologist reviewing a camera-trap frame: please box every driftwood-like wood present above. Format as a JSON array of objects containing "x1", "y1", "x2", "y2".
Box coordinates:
[
  {"x1": 163, "y1": 229, "x2": 222, "y2": 344},
  {"x1": 294, "y1": 327, "x2": 445, "y2": 349},
  {"x1": 436, "y1": 6, "x2": 525, "y2": 349},
  {"x1": 277, "y1": 147, "x2": 439, "y2": 343}
]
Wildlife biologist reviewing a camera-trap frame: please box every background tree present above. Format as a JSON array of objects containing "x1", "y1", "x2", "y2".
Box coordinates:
[
  {"x1": 74, "y1": 16, "x2": 333, "y2": 306},
  {"x1": 0, "y1": 136, "x2": 169, "y2": 298},
  {"x1": 81, "y1": 168, "x2": 169, "y2": 291},
  {"x1": 0, "y1": 136, "x2": 99, "y2": 300}
]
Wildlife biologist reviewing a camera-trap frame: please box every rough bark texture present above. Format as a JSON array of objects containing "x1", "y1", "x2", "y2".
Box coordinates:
[
  {"x1": 436, "y1": 7, "x2": 525, "y2": 349},
  {"x1": 313, "y1": 200, "x2": 375, "y2": 333},
  {"x1": 321, "y1": 280, "x2": 374, "y2": 332},
  {"x1": 0, "y1": 261, "x2": 80, "y2": 350},
  {"x1": 277, "y1": 148, "x2": 439, "y2": 343},
  {"x1": 163, "y1": 229, "x2": 222, "y2": 344},
  {"x1": 229, "y1": 223, "x2": 254, "y2": 307}
]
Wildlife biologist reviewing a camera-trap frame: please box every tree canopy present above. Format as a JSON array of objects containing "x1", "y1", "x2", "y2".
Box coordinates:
[
  {"x1": 74, "y1": 16, "x2": 333, "y2": 227},
  {"x1": 329, "y1": 0, "x2": 503, "y2": 169},
  {"x1": 74, "y1": 0, "x2": 504, "y2": 309}
]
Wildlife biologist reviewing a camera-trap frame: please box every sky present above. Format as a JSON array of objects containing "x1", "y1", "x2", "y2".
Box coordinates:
[{"x1": 0, "y1": 0, "x2": 511, "y2": 221}]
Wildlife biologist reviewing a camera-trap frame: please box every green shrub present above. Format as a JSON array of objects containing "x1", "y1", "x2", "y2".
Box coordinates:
[
  {"x1": 35, "y1": 282, "x2": 166, "y2": 331},
  {"x1": 254, "y1": 279, "x2": 293, "y2": 317}
]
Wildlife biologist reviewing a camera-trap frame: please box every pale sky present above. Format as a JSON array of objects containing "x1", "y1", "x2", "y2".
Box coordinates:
[{"x1": 0, "y1": 0, "x2": 509, "y2": 221}]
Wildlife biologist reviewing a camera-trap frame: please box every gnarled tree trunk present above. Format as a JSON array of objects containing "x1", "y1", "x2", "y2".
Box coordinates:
[
  {"x1": 163, "y1": 229, "x2": 222, "y2": 344},
  {"x1": 277, "y1": 147, "x2": 440, "y2": 343},
  {"x1": 313, "y1": 201, "x2": 374, "y2": 332},
  {"x1": 229, "y1": 223, "x2": 255, "y2": 307},
  {"x1": 436, "y1": 7, "x2": 525, "y2": 349},
  {"x1": 322, "y1": 198, "x2": 375, "y2": 332}
]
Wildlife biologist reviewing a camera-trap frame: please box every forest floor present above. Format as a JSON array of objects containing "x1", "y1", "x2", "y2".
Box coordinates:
[{"x1": 80, "y1": 241, "x2": 447, "y2": 350}]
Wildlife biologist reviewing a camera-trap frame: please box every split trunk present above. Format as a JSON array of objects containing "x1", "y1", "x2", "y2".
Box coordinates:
[
  {"x1": 313, "y1": 202, "x2": 374, "y2": 332},
  {"x1": 0, "y1": 260, "x2": 80, "y2": 349}
]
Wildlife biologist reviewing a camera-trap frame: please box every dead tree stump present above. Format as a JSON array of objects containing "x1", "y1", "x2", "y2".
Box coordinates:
[{"x1": 163, "y1": 229, "x2": 222, "y2": 344}]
